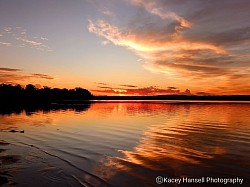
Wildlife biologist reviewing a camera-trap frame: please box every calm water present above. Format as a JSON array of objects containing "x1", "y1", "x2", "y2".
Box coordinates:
[{"x1": 1, "y1": 101, "x2": 250, "y2": 186}]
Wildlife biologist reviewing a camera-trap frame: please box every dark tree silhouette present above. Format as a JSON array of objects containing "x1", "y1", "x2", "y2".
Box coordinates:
[
  {"x1": 0, "y1": 84, "x2": 93, "y2": 108},
  {"x1": 0, "y1": 83, "x2": 249, "y2": 114},
  {"x1": 25, "y1": 84, "x2": 36, "y2": 92}
]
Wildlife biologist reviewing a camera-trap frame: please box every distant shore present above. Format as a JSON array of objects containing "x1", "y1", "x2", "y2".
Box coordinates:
[
  {"x1": 0, "y1": 85, "x2": 250, "y2": 115},
  {"x1": 92, "y1": 95, "x2": 250, "y2": 101}
]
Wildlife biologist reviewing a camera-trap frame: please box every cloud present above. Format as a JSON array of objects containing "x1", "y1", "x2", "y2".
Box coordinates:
[
  {"x1": 88, "y1": 18, "x2": 225, "y2": 54},
  {"x1": 0, "y1": 67, "x2": 54, "y2": 84},
  {"x1": 101, "y1": 40, "x2": 110, "y2": 46},
  {"x1": 120, "y1": 84, "x2": 137, "y2": 88},
  {"x1": 92, "y1": 85, "x2": 192, "y2": 96},
  {"x1": 0, "y1": 27, "x2": 51, "y2": 51},
  {"x1": 97, "y1": 82, "x2": 109, "y2": 85},
  {"x1": 196, "y1": 92, "x2": 213, "y2": 96},
  {"x1": 88, "y1": 0, "x2": 250, "y2": 94},
  {"x1": 0, "y1": 68, "x2": 21, "y2": 72},
  {"x1": 40, "y1": 37, "x2": 48, "y2": 41},
  {"x1": 130, "y1": 0, "x2": 191, "y2": 28},
  {"x1": 102, "y1": 10, "x2": 115, "y2": 17},
  {"x1": 3, "y1": 27, "x2": 12, "y2": 33},
  {"x1": 17, "y1": 38, "x2": 42, "y2": 46},
  {"x1": 144, "y1": 62, "x2": 231, "y2": 79},
  {"x1": 32, "y1": 74, "x2": 54, "y2": 80},
  {"x1": 88, "y1": 18, "x2": 227, "y2": 79},
  {"x1": 97, "y1": 86, "x2": 113, "y2": 89},
  {"x1": 168, "y1": 87, "x2": 177, "y2": 90},
  {"x1": 0, "y1": 41, "x2": 12, "y2": 46}
]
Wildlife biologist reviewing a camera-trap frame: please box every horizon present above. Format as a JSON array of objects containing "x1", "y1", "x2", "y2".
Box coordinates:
[
  {"x1": 1, "y1": 83, "x2": 250, "y2": 97},
  {"x1": 1, "y1": 0, "x2": 250, "y2": 96}
]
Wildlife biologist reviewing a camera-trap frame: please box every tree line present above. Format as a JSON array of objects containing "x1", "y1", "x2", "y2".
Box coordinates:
[{"x1": 0, "y1": 84, "x2": 93, "y2": 105}]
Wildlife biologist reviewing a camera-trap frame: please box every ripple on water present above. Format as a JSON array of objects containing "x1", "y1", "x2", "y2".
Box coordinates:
[{"x1": 0, "y1": 102, "x2": 250, "y2": 186}]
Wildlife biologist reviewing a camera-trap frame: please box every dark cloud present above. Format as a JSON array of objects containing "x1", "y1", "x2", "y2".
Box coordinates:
[
  {"x1": 97, "y1": 86, "x2": 113, "y2": 89},
  {"x1": 180, "y1": 1, "x2": 250, "y2": 47},
  {"x1": 169, "y1": 64, "x2": 226, "y2": 75},
  {"x1": 32, "y1": 73, "x2": 54, "y2": 80},
  {"x1": 92, "y1": 86, "x2": 186, "y2": 96},
  {"x1": 0, "y1": 67, "x2": 54, "y2": 84},
  {"x1": 97, "y1": 82, "x2": 108, "y2": 85},
  {"x1": 0, "y1": 68, "x2": 21, "y2": 72},
  {"x1": 204, "y1": 27, "x2": 250, "y2": 47},
  {"x1": 168, "y1": 87, "x2": 177, "y2": 90},
  {"x1": 154, "y1": 61, "x2": 230, "y2": 77},
  {"x1": 120, "y1": 84, "x2": 137, "y2": 88},
  {"x1": 89, "y1": 0, "x2": 250, "y2": 94},
  {"x1": 196, "y1": 92, "x2": 213, "y2": 96}
]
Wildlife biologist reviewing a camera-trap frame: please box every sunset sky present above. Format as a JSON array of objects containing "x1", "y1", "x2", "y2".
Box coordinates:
[{"x1": 0, "y1": 0, "x2": 250, "y2": 95}]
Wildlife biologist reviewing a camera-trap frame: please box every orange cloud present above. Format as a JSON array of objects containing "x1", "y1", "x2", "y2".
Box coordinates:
[
  {"x1": 0, "y1": 67, "x2": 54, "y2": 85},
  {"x1": 88, "y1": 0, "x2": 250, "y2": 94},
  {"x1": 88, "y1": 19, "x2": 225, "y2": 56},
  {"x1": 31, "y1": 74, "x2": 54, "y2": 80},
  {"x1": 120, "y1": 84, "x2": 137, "y2": 88},
  {"x1": 92, "y1": 86, "x2": 192, "y2": 96},
  {"x1": 0, "y1": 68, "x2": 21, "y2": 72}
]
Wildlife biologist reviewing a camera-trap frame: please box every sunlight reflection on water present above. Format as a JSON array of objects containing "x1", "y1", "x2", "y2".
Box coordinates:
[{"x1": 1, "y1": 102, "x2": 250, "y2": 186}]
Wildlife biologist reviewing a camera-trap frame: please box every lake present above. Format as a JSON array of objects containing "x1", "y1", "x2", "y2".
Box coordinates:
[{"x1": 1, "y1": 101, "x2": 250, "y2": 186}]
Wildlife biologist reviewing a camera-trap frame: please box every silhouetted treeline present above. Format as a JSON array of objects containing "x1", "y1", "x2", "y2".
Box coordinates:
[
  {"x1": 0, "y1": 84, "x2": 93, "y2": 107},
  {"x1": 1, "y1": 84, "x2": 249, "y2": 114}
]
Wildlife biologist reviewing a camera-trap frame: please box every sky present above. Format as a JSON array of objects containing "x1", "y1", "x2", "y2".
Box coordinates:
[{"x1": 0, "y1": 0, "x2": 250, "y2": 96}]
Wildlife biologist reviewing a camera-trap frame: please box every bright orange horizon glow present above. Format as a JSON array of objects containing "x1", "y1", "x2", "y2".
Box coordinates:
[{"x1": 1, "y1": 1, "x2": 250, "y2": 96}]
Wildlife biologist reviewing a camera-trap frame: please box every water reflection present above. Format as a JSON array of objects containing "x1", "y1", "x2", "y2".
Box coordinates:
[
  {"x1": 0, "y1": 103, "x2": 91, "y2": 116},
  {"x1": 88, "y1": 101, "x2": 190, "y2": 116},
  {"x1": 92, "y1": 103, "x2": 250, "y2": 186},
  {"x1": 0, "y1": 102, "x2": 250, "y2": 186}
]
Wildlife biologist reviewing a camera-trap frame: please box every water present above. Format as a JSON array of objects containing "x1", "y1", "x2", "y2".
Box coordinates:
[{"x1": 1, "y1": 101, "x2": 250, "y2": 186}]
